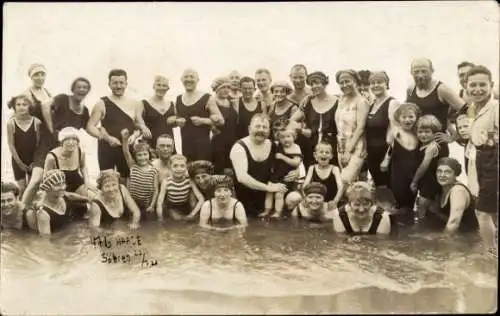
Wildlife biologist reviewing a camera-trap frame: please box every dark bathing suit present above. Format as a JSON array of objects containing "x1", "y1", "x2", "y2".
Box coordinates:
[
  {"x1": 47, "y1": 148, "x2": 85, "y2": 193},
  {"x1": 142, "y1": 100, "x2": 175, "y2": 148},
  {"x1": 234, "y1": 140, "x2": 275, "y2": 218},
  {"x1": 95, "y1": 186, "x2": 131, "y2": 225},
  {"x1": 236, "y1": 98, "x2": 263, "y2": 139},
  {"x1": 176, "y1": 93, "x2": 212, "y2": 162},
  {"x1": 30, "y1": 89, "x2": 57, "y2": 168},
  {"x1": 207, "y1": 200, "x2": 240, "y2": 227},
  {"x1": 212, "y1": 102, "x2": 238, "y2": 173},
  {"x1": 40, "y1": 197, "x2": 85, "y2": 232},
  {"x1": 270, "y1": 144, "x2": 302, "y2": 191},
  {"x1": 98, "y1": 97, "x2": 135, "y2": 177},
  {"x1": 295, "y1": 203, "x2": 328, "y2": 223},
  {"x1": 407, "y1": 82, "x2": 451, "y2": 157},
  {"x1": 365, "y1": 97, "x2": 393, "y2": 187},
  {"x1": 416, "y1": 143, "x2": 446, "y2": 200},
  {"x1": 311, "y1": 166, "x2": 339, "y2": 202},
  {"x1": 12, "y1": 118, "x2": 37, "y2": 180},
  {"x1": 337, "y1": 205, "x2": 386, "y2": 236}
]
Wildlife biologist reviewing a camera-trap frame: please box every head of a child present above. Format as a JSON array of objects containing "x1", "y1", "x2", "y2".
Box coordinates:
[
  {"x1": 394, "y1": 102, "x2": 420, "y2": 131},
  {"x1": 8, "y1": 95, "x2": 32, "y2": 116},
  {"x1": 314, "y1": 141, "x2": 334, "y2": 166},
  {"x1": 169, "y1": 154, "x2": 188, "y2": 179},
  {"x1": 416, "y1": 115, "x2": 442, "y2": 144},
  {"x1": 456, "y1": 114, "x2": 473, "y2": 140},
  {"x1": 155, "y1": 134, "x2": 174, "y2": 161},
  {"x1": 278, "y1": 128, "x2": 296, "y2": 148},
  {"x1": 133, "y1": 141, "x2": 151, "y2": 166}
]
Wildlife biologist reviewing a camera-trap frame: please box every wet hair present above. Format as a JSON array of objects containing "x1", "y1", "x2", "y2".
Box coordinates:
[
  {"x1": 437, "y1": 157, "x2": 462, "y2": 176},
  {"x1": 290, "y1": 64, "x2": 308, "y2": 75},
  {"x1": 1, "y1": 182, "x2": 20, "y2": 197},
  {"x1": 335, "y1": 69, "x2": 361, "y2": 86},
  {"x1": 457, "y1": 61, "x2": 475, "y2": 70},
  {"x1": 96, "y1": 169, "x2": 121, "y2": 190},
  {"x1": 465, "y1": 65, "x2": 493, "y2": 83},
  {"x1": 255, "y1": 68, "x2": 272, "y2": 79},
  {"x1": 306, "y1": 71, "x2": 329, "y2": 86},
  {"x1": 357, "y1": 70, "x2": 372, "y2": 86},
  {"x1": 188, "y1": 160, "x2": 214, "y2": 177},
  {"x1": 169, "y1": 154, "x2": 187, "y2": 165},
  {"x1": 240, "y1": 76, "x2": 256, "y2": 87},
  {"x1": 108, "y1": 69, "x2": 128, "y2": 81},
  {"x1": 70, "y1": 77, "x2": 91, "y2": 92},
  {"x1": 369, "y1": 71, "x2": 390, "y2": 89},
  {"x1": 315, "y1": 141, "x2": 333, "y2": 153},
  {"x1": 346, "y1": 181, "x2": 375, "y2": 202},
  {"x1": 156, "y1": 134, "x2": 174, "y2": 147},
  {"x1": 7, "y1": 95, "x2": 33, "y2": 110},
  {"x1": 393, "y1": 102, "x2": 421, "y2": 124},
  {"x1": 416, "y1": 115, "x2": 443, "y2": 133}
]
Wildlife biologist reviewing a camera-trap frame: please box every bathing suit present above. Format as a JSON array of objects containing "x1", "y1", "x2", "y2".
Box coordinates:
[
  {"x1": 48, "y1": 148, "x2": 85, "y2": 193},
  {"x1": 207, "y1": 199, "x2": 240, "y2": 227},
  {"x1": 236, "y1": 98, "x2": 263, "y2": 139},
  {"x1": 310, "y1": 165, "x2": 339, "y2": 202},
  {"x1": 95, "y1": 186, "x2": 130, "y2": 225},
  {"x1": 128, "y1": 164, "x2": 158, "y2": 210},
  {"x1": 11, "y1": 118, "x2": 37, "y2": 180},
  {"x1": 337, "y1": 205, "x2": 386, "y2": 235},
  {"x1": 212, "y1": 102, "x2": 238, "y2": 173},
  {"x1": 142, "y1": 100, "x2": 175, "y2": 148}
]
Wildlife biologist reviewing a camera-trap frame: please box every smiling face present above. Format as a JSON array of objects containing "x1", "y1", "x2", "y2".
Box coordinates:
[
  {"x1": 31, "y1": 71, "x2": 46, "y2": 88},
  {"x1": 314, "y1": 143, "x2": 333, "y2": 166},
  {"x1": 181, "y1": 70, "x2": 199, "y2": 92},
  {"x1": 309, "y1": 78, "x2": 326, "y2": 96},
  {"x1": 290, "y1": 67, "x2": 307, "y2": 90},
  {"x1": 350, "y1": 197, "x2": 373, "y2": 220},
  {"x1": 134, "y1": 149, "x2": 150, "y2": 166},
  {"x1": 249, "y1": 117, "x2": 271, "y2": 144},
  {"x1": 272, "y1": 86, "x2": 288, "y2": 103},
  {"x1": 338, "y1": 73, "x2": 357, "y2": 96},
  {"x1": 156, "y1": 137, "x2": 174, "y2": 160},
  {"x1": 255, "y1": 73, "x2": 271, "y2": 93},
  {"x1": 305, "y1": 193, "x2": 325, "y2": 211},
  {"x1": 13, "y1": 97, "x2": 31, "y2": 116},
  {"x1": 109, "y1": 75, "x2": 127, "y2": 97},
  {"x1": 466, "y1": 73, "x2": 493, "y2": 105},
  {"x1": 72, "y1": 80, "x2": 90, "y2": 102},
  {"x1": 170, "y1": 159, "x2": 188, "y2": 179},
  {"x1": 436, "y1": 164, "x2": 457, "y2": 187},
  {"x1": 278, "y1": 130, "x2": 295, "y2": 148},
  {"x1": 216, "y1": 85, "x2": 231, "y2": 99},
  {"x1": 241, "y1": 81, "x2": 256, "y2": 100},
  {"x1": 398, "y1": 110, "x2": 417, "y2": 131},
  {"x1": 100, "y1": 178, "x2": 120, "y2": 196},
  {"x1": 1, "y1": 192, "x2": 17, "y2": 216},
  {"x1": 214, "y1": 186, "x2": 232, "y2": 204},
  {"x1": 61, "y1": 137, "x2": 79, "y2": 152},
  {"x1": 153, "y1": 77, "x2": 169, "y2": 98},
  {"x1": 369, "y1": 78, "x2": 388, "y2": 97}
]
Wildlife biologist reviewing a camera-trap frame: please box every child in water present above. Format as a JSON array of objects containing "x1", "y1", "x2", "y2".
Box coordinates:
[
  {"x1": 6, "y1": 95, "x2": 42, "y2": 196},
  {"x1": 156, "y1": 154, "x2": 205, "y2": 221},
  {"x1": 302, "y1": 141, "x2": 344, "y2": 209},
  {"x1": 121, "y1": 129, "x2": 159, "y2": 218},
  {"x1": 381, "y1": 102, "x2": 420, "y2": 225},
  {"x1": 261, "y1": 128, "x2": 303, "y2": 218},
  {"x1": 410, "y1": 115, "x2": 445, "y2": 221}
]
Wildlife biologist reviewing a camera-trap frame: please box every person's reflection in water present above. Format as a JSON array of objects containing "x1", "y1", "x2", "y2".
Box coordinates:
[
  {"x1": 291, "y1": 182, "x2": 333, "y2": 228},
  {"x1": 199, "y1": 175, "x2": 248, "y2": 232},
  {"x1": 333, "y1": 181, "x2": 393, "y2": 236}
]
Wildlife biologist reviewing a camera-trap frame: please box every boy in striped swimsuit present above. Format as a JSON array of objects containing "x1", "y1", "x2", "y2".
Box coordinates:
[
  {"x1": 122, "y1": 129, "x2": 159, "y2": 219},
  {"x1": 156, "y1": 155, "x2": 205, "y2": 221}
]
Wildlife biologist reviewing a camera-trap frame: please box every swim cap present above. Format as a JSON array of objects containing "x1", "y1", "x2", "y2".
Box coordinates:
[
  {"x1": 211, "y1": 174, "x2": 234, "y2": 190},
  {"x1": 40, "y1": 170, "x2": 66, "y2": 192},
  {"x1": 437, "y1": 157, "x2": 462, "y2": 176},
  {"x1": 188, "y1": 160, "x2": 214, "y2": 177},
  {"x1": 303, "y1": 182, "x2": 327, "y2": 197},
  {"x1": 270, "y1": 81, "x2": 293, "y2": 94},
  {"x1": 28, "y1": 63, "x2": 47, "y2": 78},
  {"x1": 211, "y1": 77, "x2": 232, "y2": 92},
  {"x1": 96, "y1": 169, "x2": 121, "y2": 189},
  {"x1": 58, "y1": 127, "x2": 80, "y2": 143},
  {"x1": 306, "y1": 71, "x2": 329, "y2": 85}
]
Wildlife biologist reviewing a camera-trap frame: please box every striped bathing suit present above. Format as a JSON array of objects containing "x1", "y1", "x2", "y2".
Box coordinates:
[
  {"x1": 128, "y1": 164, "x2": 158, "y2": 209},
  {"x1": 165, "y1": 176, "x2": 191, "y2": 205}
]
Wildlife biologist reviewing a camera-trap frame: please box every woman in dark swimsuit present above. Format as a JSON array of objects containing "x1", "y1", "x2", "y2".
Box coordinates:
[
  {"x1": 210, "y1": 77, "x2": 238, "y2": 175},
  {"x1": 291, "y1": 182, "x2": 333, "y2": 225},
  {"x1": 333, "y1": 181, "x2": 393, "y2": 236},
  {"x1": 25, "y1": 170, "x2": 90, "y2": 235},
  {"x1": 289, "y1": 71, "x2": 339, "y2": 168},
  {"x1": 199, "y1": 175, "x2": 248, "y2": 231},
  {"x1": 88, "y1": 170, "x2": 141, "y2": 229},
  {"x1": 268, "y1": 81, "x2": 298, "y2": 142},
  {"x1": 136, "y1": 75, "x2": 177, "y2": 148}
]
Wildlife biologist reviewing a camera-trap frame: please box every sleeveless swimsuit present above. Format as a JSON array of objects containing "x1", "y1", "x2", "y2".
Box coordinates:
[
  {"x1": 236, "y1": 98, "x2": 263, "y2": 139},
  {"x1": 142, "y1": 100, "x2": 175, "y2": 147},
  {"x1": 95, "y1": 186, "x2": 130, "y2": 225},
  {"x1": 11, "y1": 118, "x2": 37, "y2": 180},
  {"x1": 337, "y1": 205, "x2": 387, "y2": 235},
  {"x1": 207, "y1": 199, "x2": 240, "y2": 227},
  {"x1": 311, "y1": 165, "x2": 339, "y2": 202},
  {"x1": 48, "y1": 148, "x2": 85, "y2": 193},
  {"x1": 212, "y1": 102, "x2": 238, "y2": 173}
]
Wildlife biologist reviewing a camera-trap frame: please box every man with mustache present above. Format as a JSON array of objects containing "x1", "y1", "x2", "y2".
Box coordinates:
[
  {"x1": 254, "y1": 68, "x2": 273, "y2": 114},
  {"x1": 175, "y1": 68, "x2": 224, "y2": 162},
  {"x1": 406, "y1": 58, "x2": 466, "y2": 157},
  {"x1": 288, "y1": 64, "x2": 311, "y2": 106},
  {"x1": 87, "y1": 69, "x2": 139, "y2": 183},
  {"x1": 230, "y1": 114, "x2": 289, "y2": 218}
]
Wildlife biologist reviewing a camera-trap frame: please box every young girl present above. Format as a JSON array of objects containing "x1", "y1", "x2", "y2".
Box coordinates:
[
  {"x1": 381, "y1": 102, "x2": 421, "y2": 225},
  {"x1": 6, "y1": 95, "x2": 41, "y2": 195},
  {"x1": 302, "y1": 141, "x2": 344, "y2": 209},
  {"x1": 156, "y1": 154, "x2": 205, "y2": 221},
  {"x1": 261, "y1": 128, "x2": 303, "y2": 218},
  {"x1": 411, "y1": 115, "x2": 445, "y2": 220},
  {"x1": 121, "y1": 129, "x2": 159, "y2": 218}
]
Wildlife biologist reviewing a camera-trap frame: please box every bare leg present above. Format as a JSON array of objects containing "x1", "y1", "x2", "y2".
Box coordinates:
[
  {"x1": 25, "y1": 209, "x2": 38, "y2": 231},
  {"x1": 260, "y1": 192, "x2": 273, "y2": 217},
  {"x1": 475, "y1": 211, "x2": 497, "y2": 253},
  {"x1": 285, "y1": 191, "x2": 302, "y2": 211},
  {"x1": 272, "y1": 192, "x2": 285, "y2": 218},
  {"x1": 16, "y1": 179, "x2": 27, "y2": 199},
  {"x1": 21, "y1": 167, "x2": 44, "y2": 207}
]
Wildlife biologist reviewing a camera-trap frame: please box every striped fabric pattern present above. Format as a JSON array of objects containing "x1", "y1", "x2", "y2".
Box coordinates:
[
  {"x1": 166, "y1": 177, "x2": 191, "y2": 205},
  {"x1": 129, "y1": 164, "x2": 158, "y2": 204}
]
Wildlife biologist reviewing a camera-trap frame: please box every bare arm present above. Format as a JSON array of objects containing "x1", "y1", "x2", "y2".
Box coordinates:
[
  {"x1": 41, "y1": 97, "x2": 55, "y2": 134},
  {"x1": 80, "y1": 150, "x2": 90, "y2": 189},
  {"x1": 278, "y1": 154, "x2": 302, "y2": 168},
  {"x1": 86, "y1": 100, "x2": 106, "y2": 139},
  {"x1": 349, "y1": 98, "x2": 370, "y2": 149},
  {"x1": 120, "y1": 185, "x2": 141, "y2": 224},
  {"x1": 36, "y1": 209, "x2": 51, "y2": 235},
  {"x1": 444, "y1": 186, "x2": 469, "y2": 233},
  {"x1": 156, "y1": 179, "x2": 168, "y2": 219},
  {"x1": 207, "y1": 95, "x2": 225, "y2": 126},
  {"x1": 330, "y1": 166, "x2": 344, "y2": 206},
  {"x1": 149, "y1": 169, "x2": 160, "y2": 208},
  {"x1": 43, "y1": 153, "x2": 57, "y2": 177},
  {"x1": 302, "y1": 166, "x2": 314, "y2": 188},
  {"x1": 438, "y1": 83, "x2": 466, "y2": 112},
  {"x1": 6, "y1": 120, "x2": 28, "y2": 170},
  {"x1": 121, "y1": 134, "x2": 134, "y2": 168},
  {"x1": 230, "y1": 143, "x2": 270, "y2": 192},
  {"x1": 215, "y1": 201, "x2": 249, "y2": 231},
  {"x1": 198, "y1": 201, "x2": 215, "y2": 229},
  {"x1": 376, "y1": 212, "x2": 392, "y2": 235},
  {"x1": 386, "y1": 99, "x2": 401, "y2": 144},
  {"x1": 332, "y1": 208, "x2": 346, "y2": 233},
  {"x1": 88, "y1": 202, "x2": 101, "y2": 228},
  {"x1": 186, "y1": 180, "x2": 205, "y2": 218},
  {"x1": 411, "y1": 143, "x2": 438, "y2": 185}
]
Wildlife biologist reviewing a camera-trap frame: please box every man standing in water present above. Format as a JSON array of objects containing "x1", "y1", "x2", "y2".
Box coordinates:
[
  {"x1": 230, "y1": 114, "x2": 288, "y2": 218},
  {"x1": 406, "y1": 57, "x2": 467, "y2": 157},
  {"x1": 254, "y1": 68, "x2": 273, "y2": 114},
  {"x1": 87, "y1": 69, "x2": 139, "y2": 182},
  {"x1": 175, "y1": 68, "x2": 224, "y2": 162},
  {"x1": 228, "y1": 70, "x2": 242, "y2": 110},
  {"x1": 152, "y1": 134, "x2": 175, "y2": 183},
  {"x1": 288, "y1": 64, "x2": 311, "y2": 106}
]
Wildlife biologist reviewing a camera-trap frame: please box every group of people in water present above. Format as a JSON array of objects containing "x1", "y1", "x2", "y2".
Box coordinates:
[{"x1": 1, "y1": 59, "x2": 498, "y2": 254}]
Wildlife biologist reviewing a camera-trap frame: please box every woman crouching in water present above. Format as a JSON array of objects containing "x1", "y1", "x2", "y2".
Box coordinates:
[
  {"x1": 332, "y1": 181, "x2": 393, "y2": 236},
  {"x1": 88, "y1": 170, "x2": 141, "y2": 230},
  {"x1": 291, "y1": 182, "x2": 334, "y2": 227},
  {"x1": 199, "y1": 175, "x2": 248, "y2": 231}
]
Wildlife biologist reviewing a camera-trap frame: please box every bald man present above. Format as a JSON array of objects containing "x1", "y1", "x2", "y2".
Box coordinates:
[
  {"x1": 175, "y1": 69, "x2": 224, "y2": 162},
  {"x1": 228, "y1": 70, "x2": 242, "y2": 111},
  {"x1": 406, "y1": 58, "x2": 466, "y2": 156}
]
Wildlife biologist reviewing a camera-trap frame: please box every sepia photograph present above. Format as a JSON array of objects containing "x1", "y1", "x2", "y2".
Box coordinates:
[{"x1": 1, "y1": 1, "x2": 498, "y2": 314}]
